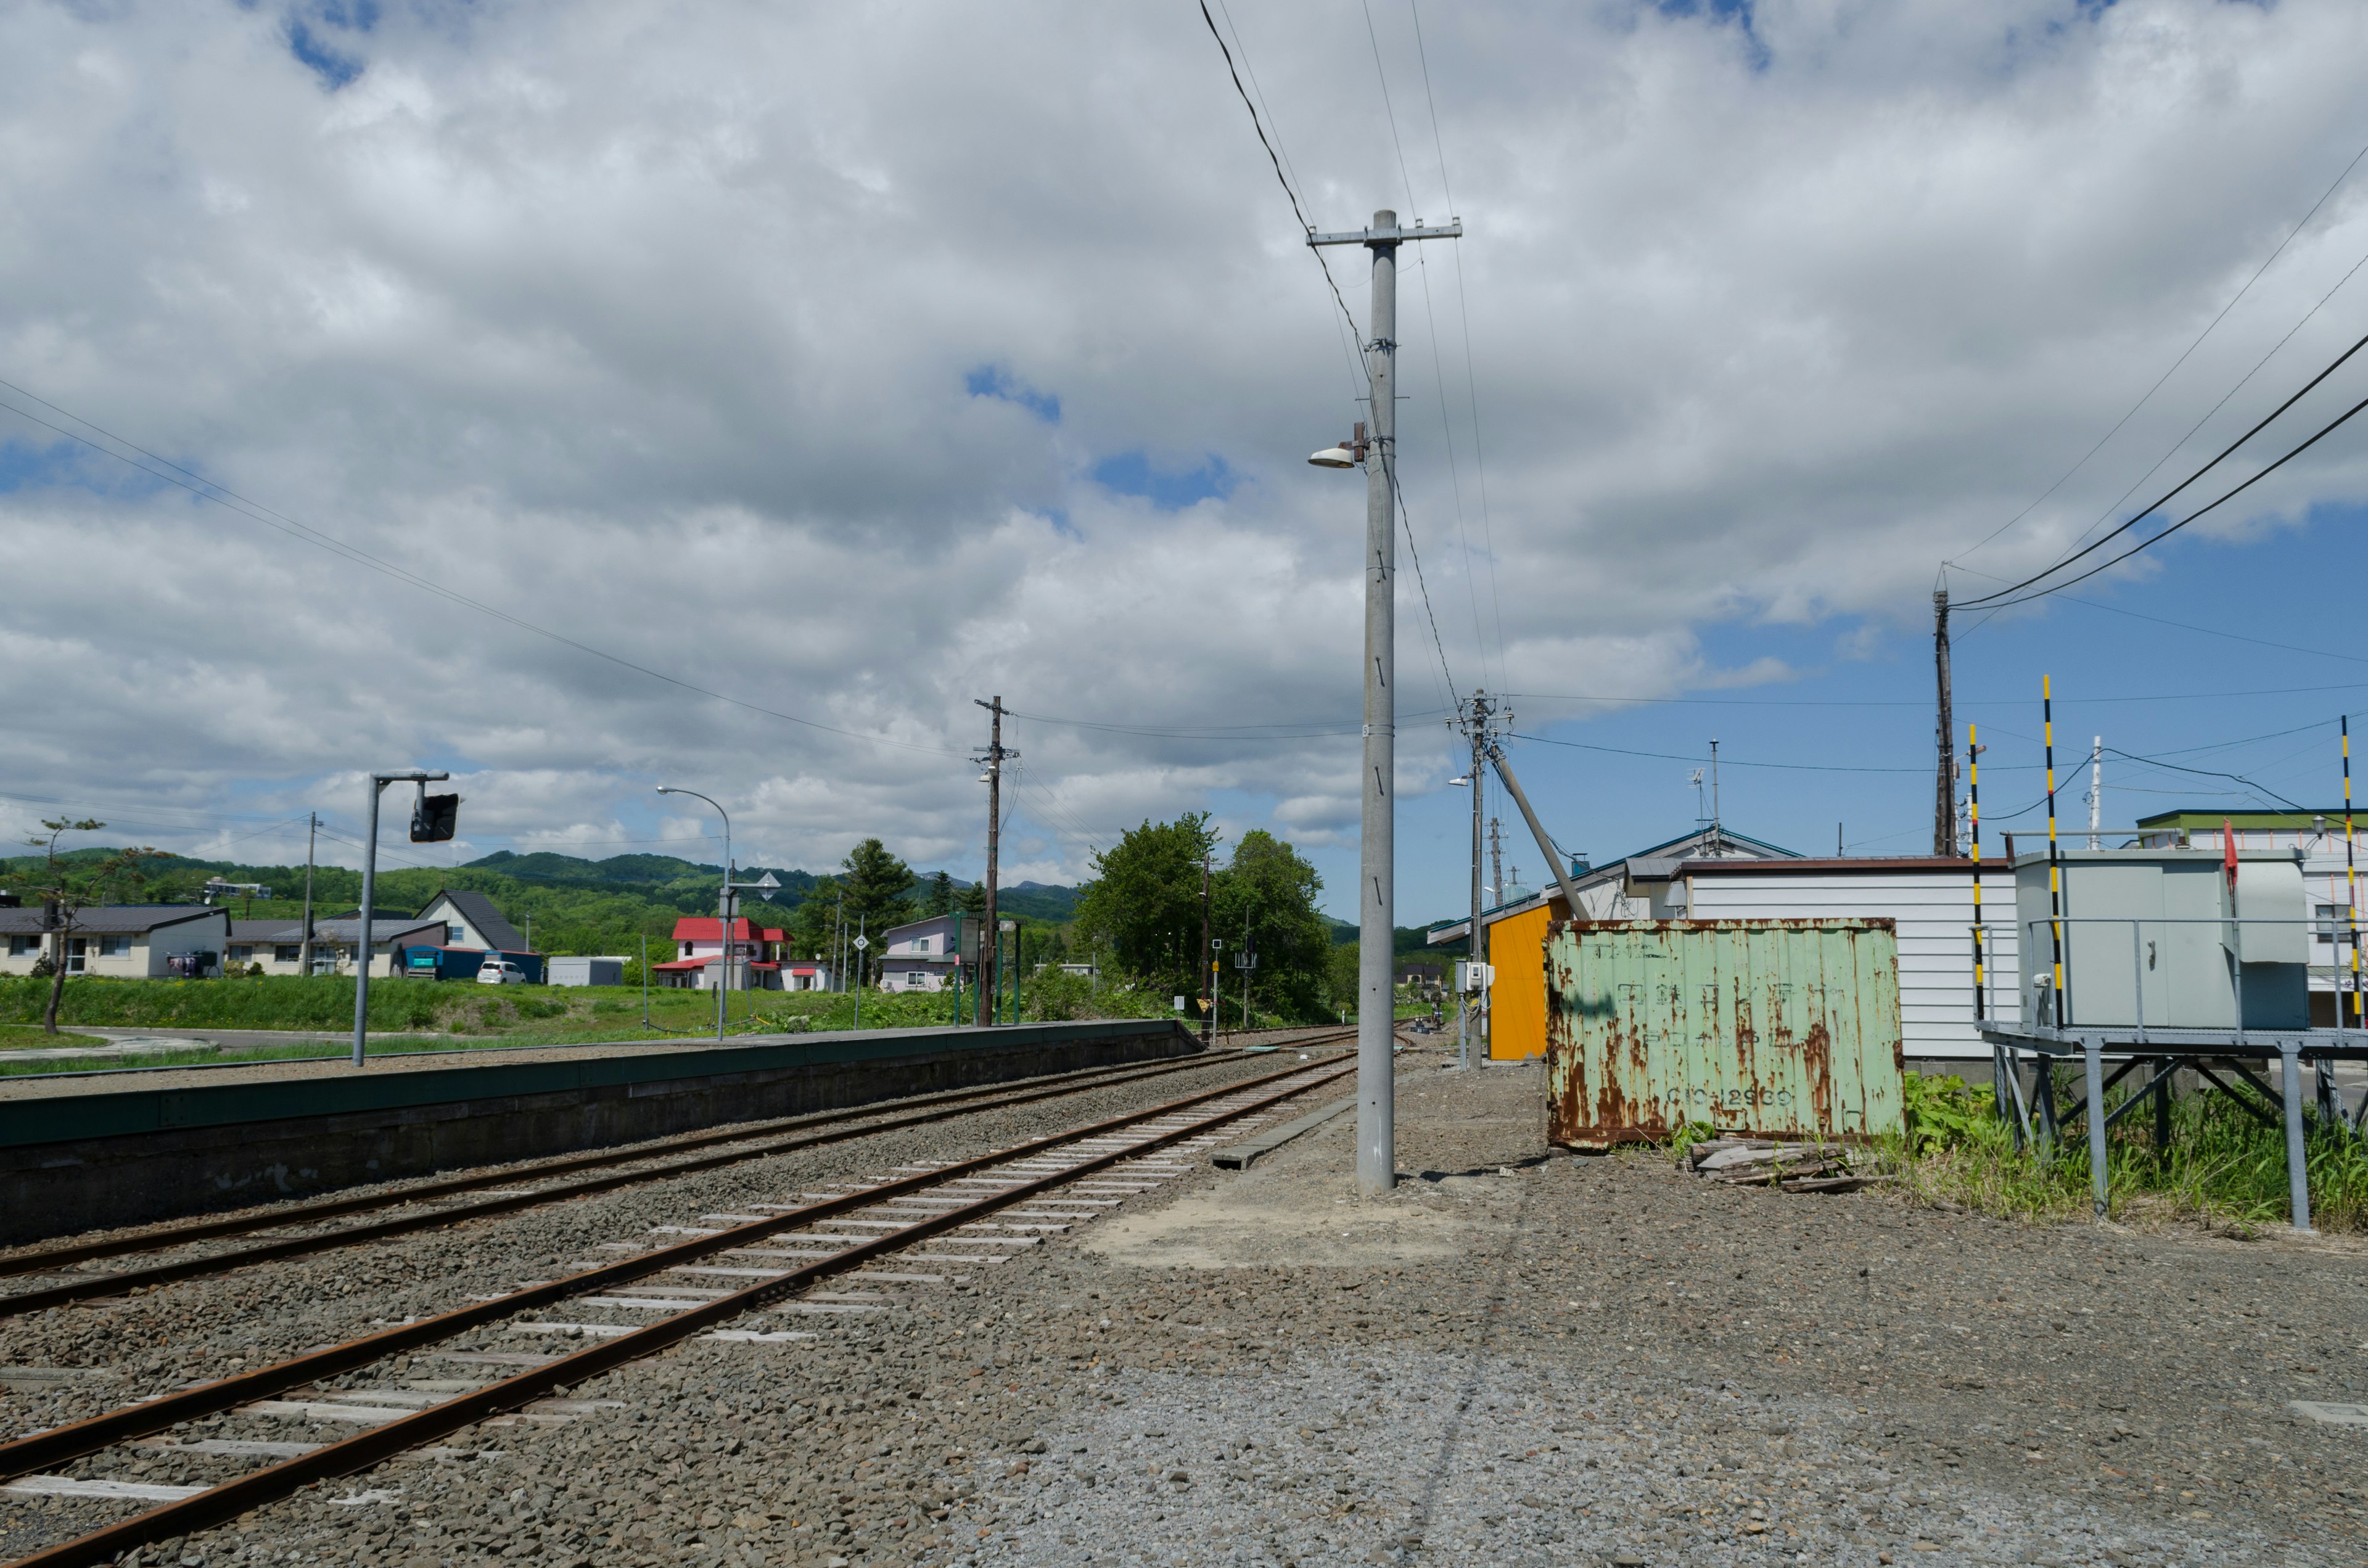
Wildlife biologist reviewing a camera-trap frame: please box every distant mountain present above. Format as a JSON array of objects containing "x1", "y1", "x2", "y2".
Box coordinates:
[{"x1": 994, "y1": 881, "x2": 1079, "y2": 922}]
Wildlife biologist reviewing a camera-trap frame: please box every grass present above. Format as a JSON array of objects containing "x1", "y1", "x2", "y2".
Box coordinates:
[
  {"x1": 0, "y1": 1024, "x2": 111, "y2": 1050},
  {"x1": 0, "y1": 967, "x2": 1358, "y2": 1078},
  {"x1": 1881, "y1": 1070, "x2": 2368, "y2": 1234}
]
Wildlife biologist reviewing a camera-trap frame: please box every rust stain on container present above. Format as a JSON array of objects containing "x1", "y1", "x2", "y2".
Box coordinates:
[{"x1": 1544, "y1": 919, "x2": 1904, "y2": 1147}]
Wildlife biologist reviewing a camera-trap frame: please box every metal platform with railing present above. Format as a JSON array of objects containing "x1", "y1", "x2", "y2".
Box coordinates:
[{"x1": 1976, "y1": 905, "x2": 2367, "y2": 1231}]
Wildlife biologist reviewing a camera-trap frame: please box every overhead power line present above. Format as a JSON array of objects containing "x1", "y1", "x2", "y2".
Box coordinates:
[
  {"x1": 1194, "y1": 0, "x2": 1360, "y2": 350},
  {"x1": 1954, "y1": 128, "x2": 2368, "y2": 563},
  {"x1": 1962, "y1": 377, "x2": 2368, "y2": 612},
  {"x1": 1959, "y1": 324, "x2": 2368, "y2": 607},
  {"x1": 0, "y1": 379, "x2": 956, "y2": 757}
]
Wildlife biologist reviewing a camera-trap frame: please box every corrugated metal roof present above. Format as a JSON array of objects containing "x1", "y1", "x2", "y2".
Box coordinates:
[{"x1": 0, "y1": 906, "x2": 226, "y2": 936}]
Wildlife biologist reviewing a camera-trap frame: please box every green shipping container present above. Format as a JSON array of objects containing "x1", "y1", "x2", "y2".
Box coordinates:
[{"x1": 1544, "y1": 919, "x2": 1906, "y2": 1147}]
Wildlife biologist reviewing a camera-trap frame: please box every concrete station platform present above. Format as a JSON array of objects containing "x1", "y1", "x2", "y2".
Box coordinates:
[{"x1": 0, "y1": 1019, "x2": 1198, "y2": 1247}]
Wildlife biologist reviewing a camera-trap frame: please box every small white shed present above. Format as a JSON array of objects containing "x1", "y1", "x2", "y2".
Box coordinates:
[{"x1": 1680, "y1": 857, "x2": 2020, "y2": 1064}]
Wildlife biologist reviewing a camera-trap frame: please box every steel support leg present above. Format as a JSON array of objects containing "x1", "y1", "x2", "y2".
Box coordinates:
[
  {"x1": 2082, "y1": 1039, "x2": 2108, "y2": 1218},
  {"x1": 2153, "y1": 1060, "x2": 2172, "y2": 1162},
  {"x1": 2035, "y1": 1057, "x2": 2058, "y2": 1157},
  {"x1": 2280, "y1": 1043, "x2": 2314, "y2": 1234},
  {"x1": 2000, "y1": 1047, "x2": 2032, "y2": 1155}
]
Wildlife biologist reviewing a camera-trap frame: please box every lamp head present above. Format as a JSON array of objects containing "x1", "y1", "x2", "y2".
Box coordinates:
[
  {"x1": 656, "y1": 785, "x2": 676, "y2": 795},
  {"x1": 1307, "y1": 446, "x2": 1356, "y2": 469}
]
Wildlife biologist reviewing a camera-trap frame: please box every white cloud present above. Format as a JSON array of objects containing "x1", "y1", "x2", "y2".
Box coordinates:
[{"x1": 5, "y1": 0, "x2": 2368, "y2": 906}]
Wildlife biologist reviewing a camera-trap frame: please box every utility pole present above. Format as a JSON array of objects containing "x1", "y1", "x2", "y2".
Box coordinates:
[
  {"x1": 353, "y1": 770, "x2": 450, "y2": 1068},
  {"x1": 1199, "y1": 851, "x2": 1213, "y2": 1047},
  {"x1": 1934, "y1": 588, "x2": 1956, "y2": 856},
  {"x1": 1709, "y1": 739, "x2": 1723, "y2": 852},
  {"x1": 972, "y1": 697, "x2": 1013, "y2": 1026},
  {"x1": 1488, "y1": 818, "x2": 1505, "y2": 906},
  {"x1": 1457, "y1": 690, "x2": 1505, "y2": 1072},
  {"x1": 1311, "y1": 205, "x2": 1460, "y2": 1196},
  {"x1": 2087, "y1": 736, "x2": 2103, "y2": 851},
  {"x1": 298, "y1": 812, "x2": 318, "y2": 979}
]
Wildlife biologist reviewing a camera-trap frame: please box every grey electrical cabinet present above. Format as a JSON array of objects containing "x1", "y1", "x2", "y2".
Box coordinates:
[{"x1": 2010, "y1": 848, "x2": 2308, "y2": 1031}]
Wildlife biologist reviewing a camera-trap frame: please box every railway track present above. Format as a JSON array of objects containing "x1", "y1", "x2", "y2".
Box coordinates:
[
  {"x1": 0, "y1": 1028, "x2": 1354, "y2": 1318},
  {"x1": 0, "y1": 1051, "x2": 1355, "y2": 1568}
]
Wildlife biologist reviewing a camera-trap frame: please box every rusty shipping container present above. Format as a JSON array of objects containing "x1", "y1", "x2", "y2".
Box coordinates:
[{"x1": 1544, "y1": 919, "x2": 1906, "y2": 1147}]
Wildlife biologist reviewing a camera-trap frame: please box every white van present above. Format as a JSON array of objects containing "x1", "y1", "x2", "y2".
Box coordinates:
[{"x1": 476, "y1": 958, "x2": 527, "y2": 985}]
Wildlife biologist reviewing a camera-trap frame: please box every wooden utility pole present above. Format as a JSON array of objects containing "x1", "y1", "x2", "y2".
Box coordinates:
[
  {"x1": 972, "y1": 697, "x2": 1013, "y2": 1026},
  {"x1": 1934, "y1": 588, "x2": 1957, "y2": 856}
]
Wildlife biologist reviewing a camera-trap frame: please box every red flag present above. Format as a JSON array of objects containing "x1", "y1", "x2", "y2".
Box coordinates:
[{"x1": 2223, "y1": 818, "x2": 2239, "y2": 890}]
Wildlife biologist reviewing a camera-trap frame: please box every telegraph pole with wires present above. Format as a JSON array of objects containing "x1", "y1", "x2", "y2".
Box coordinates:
[
  {"x1": 1933, "y1": 588, "x2": 1956, "y2": 856},
  {"x1": 297, "y1": 812, "x2": 319, "y2": 979},
  {"x1": 1454, "y1": 691, "x2": 1510, "y2": 1071},
  {"x1": 1307, "y1": 206, "x2": 1462, "y2": 1196},
  {"x1": 972, "y1": 697, "x2": 1014, "y2": 1027}
]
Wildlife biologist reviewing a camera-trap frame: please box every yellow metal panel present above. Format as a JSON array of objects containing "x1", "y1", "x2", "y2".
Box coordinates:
[{"x1": 1484, "y1": 900, "x2": 1560, "y2": 1061}]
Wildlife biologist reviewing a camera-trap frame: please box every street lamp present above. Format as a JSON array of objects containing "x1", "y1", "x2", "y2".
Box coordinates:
[{"x1": 657, "y1": 786, "x2": 733, "y2": 1042}]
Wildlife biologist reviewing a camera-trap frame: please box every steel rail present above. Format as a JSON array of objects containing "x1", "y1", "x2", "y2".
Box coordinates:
[
  {"x1": 0, "y1": 1036, "x2": 1344, "y2": 1318},
  {"x1": 1, "y1": 1058, "x2": 1355, "y2": 1568},
  {"x1": 0, "y1": 1032, "x2": 1344, "y2": 1283},
  {"x1": 0, "y1": 1051, "x2": 1351, "y2": 1506}
]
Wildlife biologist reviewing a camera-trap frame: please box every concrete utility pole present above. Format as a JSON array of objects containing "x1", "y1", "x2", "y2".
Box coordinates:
[
  {"x1": 1456, "y1": 690, "x2": 1512, "y2": 1070},
  {"x1": 1488, "y1": 817, "x2": 1505, "y2": 906},
  {"x1": 298, "y1": 812, "x2": 318, "y2": 979},
  {"x1": 1200, "y1": 852, "x2": 1214, "y2": 1046},
  {"x1": 1311, "y1": 207, "x2": 1461, "y2": 1196},
  {"x1": 1709, "y1": 739, "x2": 1723, "y2": 852},
  {"x1": 353, "y1": 770, "x2": 449, "y2": 1068},
  {"x1": 973, "y1": 698, "x2": 1013, "y2": 1027},
  {"x1": 1933, "y1": 589, "x2": 1956, "y2": 856},
  {"x1": 2087, "y1": 736, "x2": 2103, "y2": 852}
]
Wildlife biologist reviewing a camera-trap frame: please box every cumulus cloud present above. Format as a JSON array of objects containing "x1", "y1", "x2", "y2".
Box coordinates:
[{"x1": 5, "y1": 0, "x2": 2368, "y2": 905}]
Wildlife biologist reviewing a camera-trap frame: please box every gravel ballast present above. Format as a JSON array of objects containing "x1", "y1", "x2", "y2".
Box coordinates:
[{"x1": 5, "y1": 1048, "x2": 2364, "y2": 1567}]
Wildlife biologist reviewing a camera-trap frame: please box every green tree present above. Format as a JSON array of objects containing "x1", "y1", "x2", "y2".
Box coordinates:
[
  {"x1": 957, "y1": 880, "x2": 987, "y2": 917},
  {"x1": 924, "y1": 871, "x2": 955, "y2": 917},
  {"x1": 1210, "y1": 829, "x2": 1331, "y2": 1024},
  {"x1": 1071, "y1": 813, "x2": 1219, "y2": 1001},
  {"x1": 787, "y1": 874, "x2": 843, "y2": 962},
  {"x1": 836, "y1": 839, "x2": 916, "y2": 985}
]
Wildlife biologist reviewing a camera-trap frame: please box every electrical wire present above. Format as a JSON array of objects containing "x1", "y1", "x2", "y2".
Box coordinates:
[
  {"x1": 0, "y1": 381, "x2": 957, "y2": 758},
  {"x1": 2044, "y1": 236, "x2": 2368, "y2": 567},
  {"x1": 1194, "y1": 0, "x2": 1361, "y2": 351},
  {"x1": 1404, "y1": 0, "x2": 1506, "y2": 695},
  {"x1": 1387, "y1": 455, "x2": 1458, "y2": 708},
  {"x1": 1965, "y1": 380, "x2": 2368, "y2": 611},
  {"x1": 1957, "y1": 324, "x2": 2368, "y2": 607},
  {"x1": 1510, "y1": 732, "x2": 1926, "y2": 774},
  {"x1": 1953, "y1": 129, "x2": 2368, "y2": 564}
]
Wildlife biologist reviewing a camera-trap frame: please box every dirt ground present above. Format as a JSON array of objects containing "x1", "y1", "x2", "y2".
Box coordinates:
[{"x1": 957, "y1": 1054, "x2": 2368, "y2": 1567}]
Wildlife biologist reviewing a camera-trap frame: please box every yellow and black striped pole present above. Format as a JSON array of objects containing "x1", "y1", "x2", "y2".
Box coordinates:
[
  {"x1": 2346, "y1": 716, "x2": 2359, "y2": 1031},
  {"x1": 2045, "y1": 677, "x2": 2065, "y2": 1029},
  {"x1": 1971, "y1": 721, "x2": 1984, "y2": 1020}
]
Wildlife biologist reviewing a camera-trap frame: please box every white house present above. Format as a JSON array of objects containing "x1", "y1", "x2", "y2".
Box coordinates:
[
  {"x1": 0, "y1": 905, "x2": 232, "y2": 979},
  {"x1": 871, "y1": 913, "x2": 979, "y2": 992},
  {"x1": 223, "y1": 916, "x2": 442, "y2": 977},
  {"x1": 413, "y1": 889, "x2": 528, "y2": 954}
]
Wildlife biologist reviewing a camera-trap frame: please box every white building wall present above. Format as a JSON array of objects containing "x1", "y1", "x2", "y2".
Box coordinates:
[{"x1": 1684, "y1": 869, "x2": 2020, "y2": 1061}]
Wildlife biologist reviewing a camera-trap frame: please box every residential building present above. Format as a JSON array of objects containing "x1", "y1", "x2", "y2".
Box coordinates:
[
  {"x1": 0, "y1": 905, "x2": 232, "y2": 979},
  {"x1": 413, "y1": 889, "x2": 528, "y2": 954},
  {"x1": 870, "y1": 913, "x2": 979, "y2": 992},
  {"x1": 652, "y1": 917, "x2": 792, "y2": 990}
]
